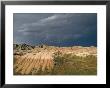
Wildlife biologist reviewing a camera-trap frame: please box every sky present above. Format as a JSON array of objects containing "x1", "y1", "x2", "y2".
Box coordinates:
[{"x1": 13, "y1": 13, "x2": 97, "y2": 47}]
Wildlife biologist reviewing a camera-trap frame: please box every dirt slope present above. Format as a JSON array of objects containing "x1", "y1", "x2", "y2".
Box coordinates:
[{"x1": 14, "y1": 44, "x2": 97, "y2": 75}]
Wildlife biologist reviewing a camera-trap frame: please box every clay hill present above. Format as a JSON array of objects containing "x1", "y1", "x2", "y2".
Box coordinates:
[{"x1": 13, "y1": 44, "x2": 97, "y2": 75}]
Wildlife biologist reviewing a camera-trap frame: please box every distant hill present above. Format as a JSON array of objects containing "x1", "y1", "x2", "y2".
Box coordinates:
[
  {"x1": 14, "y1": 43, "x2": 35, "y2": 50},
  {"x1": 14, "y1": 43, "x2": 96, "y2": 51}
]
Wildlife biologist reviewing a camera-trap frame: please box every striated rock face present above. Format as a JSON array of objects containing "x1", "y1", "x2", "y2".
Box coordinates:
[
  {"x1": 14, "y1": 43, "x2": 35, "y2": 50},
  {"x1": 13, "y1": 44, "x2": 97, "y2": 75}
]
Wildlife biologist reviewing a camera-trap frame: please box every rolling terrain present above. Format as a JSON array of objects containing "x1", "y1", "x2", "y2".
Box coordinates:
[{"x1": 14, "y1": 44, "x2": 97, "y2": 75}]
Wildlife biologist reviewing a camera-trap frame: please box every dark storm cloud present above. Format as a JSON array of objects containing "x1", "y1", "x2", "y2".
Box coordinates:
[{"x1": 13, "y1": 13, "x2": 97, "y2": 46}]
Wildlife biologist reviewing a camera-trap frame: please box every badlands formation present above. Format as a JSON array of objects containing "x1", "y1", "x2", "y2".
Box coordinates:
[{"x1": 13, "y1": 44, "x2": 97, "y2": 75}]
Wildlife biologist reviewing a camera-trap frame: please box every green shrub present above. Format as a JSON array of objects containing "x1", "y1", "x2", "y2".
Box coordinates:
[{"x1": 52, "y1": 53, "x2": 97, "y2": 75}]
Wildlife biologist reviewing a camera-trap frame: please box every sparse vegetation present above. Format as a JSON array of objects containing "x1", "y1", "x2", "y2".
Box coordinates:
[
  {"x1": 52, "y1": 52, "x2": 97, "y2": 75},
  {"x1": 13, "y1": 44, "x2": 97, "y2": 75}
]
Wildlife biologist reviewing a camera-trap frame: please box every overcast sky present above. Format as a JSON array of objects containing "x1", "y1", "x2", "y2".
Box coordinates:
[{"x1": 13, "y1": 13, "x2": 97, "y2": 47}]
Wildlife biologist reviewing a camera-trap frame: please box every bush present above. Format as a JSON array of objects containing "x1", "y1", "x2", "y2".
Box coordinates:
[{"x1": 52, "y1": 53, "x2": 97, "y2": 75}]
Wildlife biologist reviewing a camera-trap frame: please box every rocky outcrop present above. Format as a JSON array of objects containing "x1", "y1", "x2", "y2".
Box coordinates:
[{"x1": 14, "y1": 43, "x2": 35, "y2": 50}]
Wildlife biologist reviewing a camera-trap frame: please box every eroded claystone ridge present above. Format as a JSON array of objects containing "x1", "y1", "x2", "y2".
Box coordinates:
[{"x1": 13, "y1": 44, "x2": 97, "y2": 75}]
